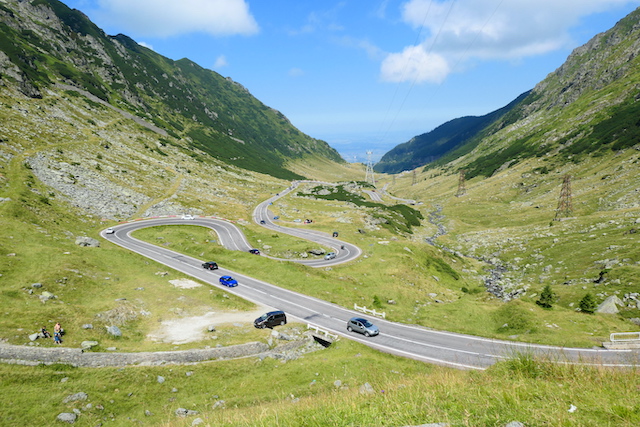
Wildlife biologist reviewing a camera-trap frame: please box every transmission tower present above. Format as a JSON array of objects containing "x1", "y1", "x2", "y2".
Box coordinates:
[
  {"x1": 456, "y1": 169, "x2": 466, "y2": 197},
  {"x1": 365, "y1": 151, "x2": 375, "y2": 186},
  {"x1": 554, "y1": 174, "x2": 573, "y2": 220}
]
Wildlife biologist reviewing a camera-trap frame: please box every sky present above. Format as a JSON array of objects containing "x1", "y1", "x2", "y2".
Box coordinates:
[{"x1": 59, "y1": 0, "x2": 640, "y2": 163}]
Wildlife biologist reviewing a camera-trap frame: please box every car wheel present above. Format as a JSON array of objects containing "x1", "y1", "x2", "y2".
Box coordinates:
[
  {"x1": 364, "y1": 331, "x2": 371, "y2": 337},
  {"x1": 347, "y1": 326, "x2": 352, "y2": 332},
  {"x1": 280, "y1": 321, "x2": 285, "y2": 326}
]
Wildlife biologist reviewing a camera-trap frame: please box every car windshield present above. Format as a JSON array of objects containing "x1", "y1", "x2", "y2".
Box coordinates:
[
  {"x1": 258, "y1": 314, "x2": 268, "y2": 320},
  {"x1": 361, "y1": 320, "x2": 373, "y2": 327}
]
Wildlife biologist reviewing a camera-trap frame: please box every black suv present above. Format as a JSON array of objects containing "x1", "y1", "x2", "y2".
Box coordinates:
[
  {"x1": 254, "y1": 311, "x2": 287, "y2": 329},
  {"x1": 202, "y1": 261, "x2": 218, "y2": 270}
]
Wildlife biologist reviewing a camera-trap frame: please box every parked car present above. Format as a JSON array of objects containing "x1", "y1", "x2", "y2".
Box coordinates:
[
  {"x1": 105, "y1": 227, "x2": 115, "y2": 234},
  {"x1": 181, "y1": 214, "x2": 194, "y2": 220},
  {"x1": 202, "y1": 261, "x2": 218, "y2": 270},
  {"x1": 249, "y1": 249, "x2": 260, "y2": 255},
  {"x1": 254, "y1": 311, "x2": 287, "y2": 329},
  {"x1": 219, "y1": 275, "x2": 238, "y2": 287},
  {"x1": 324, "y1": 252, "x2": 336, "y2": 260},
  {"x1": 347, "y1": 317, "x2": 379, "y2": 337}
]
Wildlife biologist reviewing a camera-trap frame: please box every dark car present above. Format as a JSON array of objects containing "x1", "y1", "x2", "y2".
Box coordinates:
[
  {"x1": 219, "y1": 275, "x2": 238, "y2": 287},
  {"x1": 259, "y1": 220, "x2": 266, "y2": 224},
  {"x1": 249, "y1": 249, "x2": 260, "y2": 255},
  {"x1": 254, "y1": 311, "x2": 287, "y2": 329},
  {"x1": 347, "y1": 317, "x2": 379, "y2": 337},
  {"x1": 202, "y1": 261, "x2": 218, "y2": 270}
]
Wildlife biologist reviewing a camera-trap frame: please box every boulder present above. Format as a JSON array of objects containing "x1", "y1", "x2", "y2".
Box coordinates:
[
  {"x1": 597, "y1": 295, "x2": 624, "y2": 314},
  {"x1": 56, "y1": 413, "x2": 77, "y2": 424},
  {"x1": 81, "y1": 341, "x2": 99, "y2": 350},
  {"x1": 75, "y1": 236, "x2": 100, "y2": 247},
  {"x1": 29, "y1": 333, "x2": 40, "y2": 341},
  {"x1": 106, "y1": 325, "x2": 122, "y2": 337},
  {"x1": 63, "y1": 392, "x2": 88, "y2": 403}
]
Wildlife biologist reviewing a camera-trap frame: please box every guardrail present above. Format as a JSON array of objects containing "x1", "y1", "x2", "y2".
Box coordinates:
[
  {"x1": 354, "y1": 303, "x2": 386, "y2": 319},
  {"x1": 307, "y1": 324, "x2": 338, "y2": 341},
  {"x1": 610, "y1": 332, "x2": 640, "y2": 342}
]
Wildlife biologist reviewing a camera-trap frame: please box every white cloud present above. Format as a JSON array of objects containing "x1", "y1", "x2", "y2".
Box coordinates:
[
  {"x1": 213, "y1": 55, "x2": 228, "y2": 69},
  {"x1": 384, "y1": 0, "x2": 640, "y2": 83},
  {"x1": 96, "y1": 0, "x2": 259, "y2": 37},
  {"x1": 137, "y1": 41, "x2": 154, "y2": 50},
  {"x1": 381, "y1": 45, "x2": 449, "y2": 83}
]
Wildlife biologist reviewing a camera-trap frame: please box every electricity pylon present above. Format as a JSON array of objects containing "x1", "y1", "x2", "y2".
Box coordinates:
[
  {"x1": 365, "y1": 151, "x2": 375, "y2": 186},
  {"x1": 554, "y1": 174, "x2": 573, "y2": 220}
]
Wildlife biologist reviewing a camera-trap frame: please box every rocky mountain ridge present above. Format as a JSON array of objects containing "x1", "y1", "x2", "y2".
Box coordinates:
[{"x1": 0, "y1": 0, "x2": 343, "y2": 181}]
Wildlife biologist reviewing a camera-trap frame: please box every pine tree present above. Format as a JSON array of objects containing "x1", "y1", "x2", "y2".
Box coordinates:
[
  {"x1": 536, "y1": 284, "x2": 555, "y2": 309},
  {"x1": 579, "y1": 293, "x2": 597, "y2": 314}
]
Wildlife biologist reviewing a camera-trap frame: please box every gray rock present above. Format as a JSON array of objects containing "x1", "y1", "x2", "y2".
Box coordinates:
[
  {"x1": 359, "y1": 382, "x2": 375, "y2": 394},
  {"x1": 40, "y1": 291, "x2": 56, "y2": 302},
  {"x1": 144, "y1": 410, "x2": 153, "y2": 416},
  {"x1": 106, "y1": 325, "x2": 122, "y2": 337},
  {"x1": 334, "y1": 380, "x2": 342, "y2": 388},
  {"x1": 63, "y1": 392, "x2": 88, "y2": 403},
  {"x1": 175, "y1": 408, "x2": 199, "y2": 417},
  {"x1": 192, "y1": 418, "x2": 204, "y2": 426},
  {"x1": 31, "y1": 283, "x2": 43, "y2": 288},
  {"x1": 75, "y1": 236, "x2": 100, "y2": 247},
  {"x1": 56, "y1": 412, "x2": 77, "y2": 424},
  {"x1": 505, "y1": 422, "x2": 525, "y2": 427},
  {"x1": 81, "y1": 341, "x2": 99, "y2": 350},
  {"x1": 212, "y1": 400, "x2": 225, "y2": 409},
  {"x1": 29, "y1": 333, "x2": 40, "y2": 341},
  {"x1": 82, "y1": 324, "x2": 93, "y2": 329},
  {"x1": 157, "y1": 376, "x2": 165, "y2": 384},
  {"x1": 207, "y1": 325, "x2": 216, "y2": 332},
  {"x1": 597, "y1": 295, "x2": 624, "y2": 314}
]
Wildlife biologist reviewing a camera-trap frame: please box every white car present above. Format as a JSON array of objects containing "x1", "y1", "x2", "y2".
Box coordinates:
[
  {"x1": 324, "y1": 252, "x2": 336, "y2": 260},
  {"x1": 181, "y1": 214, "x2": 195, "y2": 220},
  {"x1": 105, "y1": 227, "x2": 115, "y2": 234}
]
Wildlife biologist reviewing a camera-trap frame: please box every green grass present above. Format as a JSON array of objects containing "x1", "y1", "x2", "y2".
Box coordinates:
[{"x1": 2, "y1": 345, "x2": 639, "y2": 426}]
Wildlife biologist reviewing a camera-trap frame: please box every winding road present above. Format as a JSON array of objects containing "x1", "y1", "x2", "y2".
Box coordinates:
[{"x1": 97, "y1": 181, "x2": 639, "y2": 370}]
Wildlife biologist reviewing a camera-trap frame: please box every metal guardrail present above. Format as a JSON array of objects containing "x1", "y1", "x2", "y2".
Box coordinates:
[
  {"x1": 353, "y1": 303, "x2": 386, "y2": 319},
  {"x1": 610, "y1": 332, "x2": 640, "y2": 342}
]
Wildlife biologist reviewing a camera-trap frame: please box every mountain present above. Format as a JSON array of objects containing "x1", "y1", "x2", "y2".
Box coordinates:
[
  {"x1": 0, "y1": 0, "x2": 343, "y2": 181},
  {"x1": 374, "y1": 92, "x2": 530, "y2": 174},
  {"x1": 376, "y1": 7, "x2": 640, "y2": 177}
]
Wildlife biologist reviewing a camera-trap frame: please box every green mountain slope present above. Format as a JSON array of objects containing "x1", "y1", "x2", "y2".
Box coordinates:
[
  {"x1": 441, "y1": 6, "x2": 640, "y2": 179},
  {"x1": 0, "y1": 0, "x2": 343, "y2": 180},
  {"x1": 377, "y1": 7, "x2": 640, "y2": 178},
  {"x1": 374, "y1": 91, "x2": 530, "y2": 174}
]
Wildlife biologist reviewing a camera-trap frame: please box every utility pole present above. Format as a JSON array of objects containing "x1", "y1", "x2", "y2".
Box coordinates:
[
  {"x1": 365, "y1": 151, "x2": 375, "y2": 187},
  {"x1": 554, "y1": 174, "x2": 573, "y2": 220},
  {"x1": 456, "y1": 169, "x2": 466, "y2": 197}
]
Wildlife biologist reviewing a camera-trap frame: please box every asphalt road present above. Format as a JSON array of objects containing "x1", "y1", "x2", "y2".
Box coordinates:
[{"x1": 102, "y1": 185, "x2": 639, "y2": 370}]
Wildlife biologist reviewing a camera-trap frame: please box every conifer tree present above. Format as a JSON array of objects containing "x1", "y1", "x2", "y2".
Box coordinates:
[
  {"x1": 536, "y1": 284, "x2": 555, "y2": 309},
  {"x1": 579, "y1": 293, "x2": 597, "y2": 314}
]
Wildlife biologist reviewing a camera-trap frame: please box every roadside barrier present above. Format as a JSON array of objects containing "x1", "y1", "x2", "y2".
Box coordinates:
[{"x1": 353, "y1": 303, "x2": 386, "y2": 319}]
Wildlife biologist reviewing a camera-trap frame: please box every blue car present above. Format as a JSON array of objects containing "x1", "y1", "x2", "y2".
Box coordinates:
[{"x1": 219, "y1": 275, "x2": 238, "y2": 287}]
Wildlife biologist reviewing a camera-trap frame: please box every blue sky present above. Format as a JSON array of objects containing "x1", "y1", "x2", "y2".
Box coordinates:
[{"x1": 60, "y1": 0, "x2": 640, "y2": 162}]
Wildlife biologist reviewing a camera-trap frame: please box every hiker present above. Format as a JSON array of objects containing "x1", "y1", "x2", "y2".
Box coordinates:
[
  {"x1": 54, "y1": 322, "x2": 63, "y2": 335},
  {"x1": 41, "y1": 327, "x2": 51, "y2": 338}
]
